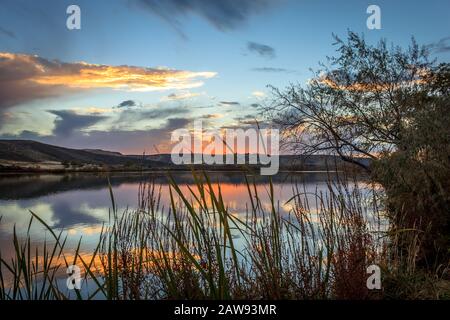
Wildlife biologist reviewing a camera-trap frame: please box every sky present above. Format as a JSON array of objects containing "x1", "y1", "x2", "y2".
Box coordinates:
[{"x1": 0, "y1": 0, "x2": 449, "y2": 154}]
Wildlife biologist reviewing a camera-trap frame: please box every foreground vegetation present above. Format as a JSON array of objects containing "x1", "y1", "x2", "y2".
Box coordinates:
[
  {"x1": 0, "y1": 32, "x2": 448, "y2": 300},
  {"x1": 0, "y1": 171, "x2": 448, "y2": 300},
  {"x1": 267, "y1": 31, "x2": 450, "y2": 271}
]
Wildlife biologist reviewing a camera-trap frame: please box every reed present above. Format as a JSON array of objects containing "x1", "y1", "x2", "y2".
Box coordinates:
[{"x1": 0, "y1": 170, "x2": 446, "y2": 300}]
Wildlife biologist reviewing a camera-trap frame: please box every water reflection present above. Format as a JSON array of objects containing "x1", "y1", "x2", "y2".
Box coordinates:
[
  {"x1": 0, "y1": 171, "x2": 383, "y2": 297},
  {"x1": 0, "y1": 171, "x2": 355, "y2": 257}
]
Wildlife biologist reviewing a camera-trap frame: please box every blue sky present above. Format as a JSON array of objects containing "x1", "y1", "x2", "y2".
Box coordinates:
[{"x1": 0, "y1": 0, "x2": 449, "y2": 153}]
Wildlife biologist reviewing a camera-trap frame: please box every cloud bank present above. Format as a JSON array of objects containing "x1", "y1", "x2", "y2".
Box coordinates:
[
  {"x1": 3, "y1": 117, "x2": 192, "y2": 154},
  {"x1": 48, "y1": 110, "x2": 107, "y2": 137},
  {"x1": 0, "y1": 52, "x2": 216, "y2": 109}
]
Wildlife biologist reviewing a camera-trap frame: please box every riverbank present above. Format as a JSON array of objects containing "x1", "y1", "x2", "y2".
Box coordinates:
[{"x1": 0, "y1": 159, "x2": 361, "y2": 175}]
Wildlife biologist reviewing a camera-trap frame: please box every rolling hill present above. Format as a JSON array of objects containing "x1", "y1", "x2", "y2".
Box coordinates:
[
  {"x1": 0, "y1": 140, "x2": 160, "y2": 166},
  {"x1": 0, "y1": 139, "x2": 371, "y2": 172}
]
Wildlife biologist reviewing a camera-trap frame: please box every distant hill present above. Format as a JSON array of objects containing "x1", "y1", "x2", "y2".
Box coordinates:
[
  {"x1": 0, "y1": 139, "x2": 370, "y2": 172},
  {"x1": 0, "y1": 140, "x2": 159, "y2": 166},
  {"x1": 120, "y1": 153, "x2": 371, "y2": 170}
]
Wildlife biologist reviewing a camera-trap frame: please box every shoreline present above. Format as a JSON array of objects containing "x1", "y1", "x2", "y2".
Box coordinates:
[{"x1": 0, "y1": 168, "x2": 346, "y2": 176}]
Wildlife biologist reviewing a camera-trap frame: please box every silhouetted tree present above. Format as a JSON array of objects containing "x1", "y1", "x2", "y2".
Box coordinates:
[
  {"x1": 267, "y1": 31, "x2": 435, "y2": 171},
  {"x1": 266, "y1": 31, "x2": 449, "y2": 269}
]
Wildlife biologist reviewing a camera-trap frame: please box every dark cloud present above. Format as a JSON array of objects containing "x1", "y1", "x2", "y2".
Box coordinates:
[
  {"x1": 0, "y1": 130, "x2": 43, "y2": 141},
  {"x1": 116, "y1": 106, "x2": 190, "y2": 125},
  {"x1": 1, "y1": 105, "x2": 191, "y2": 152},
  {"x1": 251, "y1": 67, "x2": 294, "y2": 73},
  {"x1": 0, "y1": 68, "x2": 67, "y2": 110},
  {"x1": 164, "y1": 117, "x2": 191, "y2": 129},
  {"x1": 0, "y1": 26, "x2": 16, "y2": 39},
  {"x1": 0, "y1": 117, "x2": 193, "y2": 154},
  {"x1": 48, "y1": 110, "x2": 107, "y2": 137},
  {"x1": 116, "y1": 100, "x2": 139, "y2": 108},
  {"x1": 247, "y1": 41, "x2": 276, "y2": 59},
  {"x1": 141, "y1": 107, "x2": 189, "y2": 119},
  {"x1": 427, "y1": 36, "x2": 450, "y2": 54},
  {"x1": 80, "y1": 117, "x2": 192, "y2": 154},
  {"x1": 220, "y1": 101, "x2": 240, "y2": 106},
  {"x1": 134, "y1": 0, "x2": 275, "y2": 34}
]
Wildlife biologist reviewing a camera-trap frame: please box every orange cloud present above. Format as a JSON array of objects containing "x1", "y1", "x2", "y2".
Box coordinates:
[{"x1": 0, "y1": 52, "x2": 216, "y2": 108}]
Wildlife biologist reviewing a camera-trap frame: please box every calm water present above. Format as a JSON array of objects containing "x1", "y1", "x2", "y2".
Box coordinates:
[
  {"x1": 1, "y1": 171, "x2": 386, "y2": 271},
  {"x1": 0, "y1": 171, "x2": 384, "y2": 296},
  {"x1": 0, "y1": 171, "x2": 350, "y2": 255}
]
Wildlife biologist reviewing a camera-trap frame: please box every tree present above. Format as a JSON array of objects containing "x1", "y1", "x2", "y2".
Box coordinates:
[
  {"x1": 372, "y1": 63, "x2": 450, "y2": 268},
  {"x1": 267, "y1": 31, "x2": 435, "y2": 171},
  {"x1": 266, "y1": 31, "x2": 450, "y2": 268}
]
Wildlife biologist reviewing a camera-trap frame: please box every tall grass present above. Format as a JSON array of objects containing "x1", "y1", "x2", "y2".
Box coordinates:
[{"x1": 0, "y1": 171, "x2": 446, "y2": 300}]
